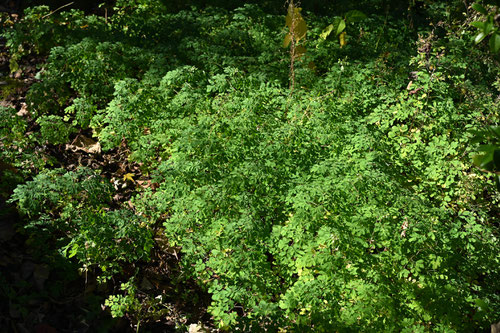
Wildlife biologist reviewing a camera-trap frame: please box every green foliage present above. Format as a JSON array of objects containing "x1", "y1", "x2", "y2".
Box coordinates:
[
  {"x1": 37, "y1": 115, "x2": 75, "y2": 145},
  {"x1": 105, "y1": 279, "x2": 141, "y2": 318},
  {"x1": 471, "y1": 3, "x2": 500, "y2": 53},
  {"x1": 4, "y1": 1, "x2": 500, "y2": 331},
  {"x1": 471, "y1": 126, "x2": 500, "y2": 188},
  {"x1": 469, "y1": 2, "x2": 500, "y2": 189},
  {"x1": 0, "y1": 106, "x2": 27, "y2": 153},
  {"x1": 1, "y1": 6, "x2": 107, "y2": 72},
  {"x1": 9, "y1": 168, "x2": 153, "y2": 281},
  {"x1": 27, "y1": 37, "x2": 159, "y2": 126},
  {"x1": 319, "y1": 10, "x2": 367, "y2": 47}
]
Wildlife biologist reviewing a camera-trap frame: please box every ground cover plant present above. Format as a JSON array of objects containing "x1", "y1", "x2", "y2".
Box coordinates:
[{"x1": 1, "y1": 0, "x2": 500, "y2": 331}]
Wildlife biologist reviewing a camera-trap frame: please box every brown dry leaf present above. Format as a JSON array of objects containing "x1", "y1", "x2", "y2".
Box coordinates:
[
  {"x1": 66, "y1": 134, "x2": 101, "y2": 154},
  {"x1": 16, "y1": 102, "x2": 28, "y2": 116}
]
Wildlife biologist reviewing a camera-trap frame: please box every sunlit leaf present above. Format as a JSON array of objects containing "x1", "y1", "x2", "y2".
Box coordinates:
[
  {"x1": 319, "y1": 24, "x2": 333, "y2": 40},
  {"x1": 9, "y1": 59, "x2": 19, "y2": 73},
  {"x1": 475, "y1": 32, "x2": 486, "y2": 44},
  {"x1": 295, "y1": 18, "x2": 307, "y2": 41},
  {"x1": 336, "y1": 18, "x2": 346, "y2": 36},
  {"x1": 285, "y1": 4, "x2": 307, "y2": 41},
  {"x1": 285, "y1": 6, "x2": 293, "y2": 28}
]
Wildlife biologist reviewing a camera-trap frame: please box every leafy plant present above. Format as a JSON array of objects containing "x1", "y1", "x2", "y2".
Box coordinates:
[
  {"x1": 3, "y1": 1, "x2": 500, "y2": 331},
  {"x1": 471, "y1": 126, "x2": 500, "y2": 189},
  {"x1": 471, "y1": 2, "x2": 500, "y2": 53},
  {"x1": 319, "y1": 10, "x2": 367, "y2": 47},
  {"x1": 105, "y1": 279, "x2": 141, "y2": 318},
  {"x1": 37, "y1": 115, "x2": 75, "y2": 145},
  {"x1": 9, "y1": 168, "x2": 153, "y2": 281}
]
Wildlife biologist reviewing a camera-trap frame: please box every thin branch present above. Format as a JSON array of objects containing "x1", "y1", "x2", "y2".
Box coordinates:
[{"x1": 42, "y1": 2, "x2": 75, "y2": 19}]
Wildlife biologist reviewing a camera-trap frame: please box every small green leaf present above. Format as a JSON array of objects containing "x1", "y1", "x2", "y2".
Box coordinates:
[
  {"x1": 489, "y1": 32, "x2": 500, "y2": 53},
  {"x1": 68, "y1": 245, "x2": 78, "y2": 258},
  {"x1": 336, "y1": 19, "x2": 346, "y2": 35},
  {"x1": 345, "y1": 10, "x2": 367, "y2": 23},
  {"x1": 471, "y1": 21, "x2": 485, "y2": 29},
  {"x1": 472, "y1": 3, "x2": 488, "y2": 15},
  {"x1": 474, "y1": 298, "x2": 489, "y2": 311}
]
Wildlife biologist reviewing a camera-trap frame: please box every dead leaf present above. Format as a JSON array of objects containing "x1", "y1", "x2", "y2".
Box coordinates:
[
  {"x1": 16, "y1": 102, "x2": 29, "y2": 116},
  {"x1": 66, "y1": 134, "x2": 101, "y2": 154},
  {"x1": 406, "y1": 81, "x2": 413, "y2": 90}
]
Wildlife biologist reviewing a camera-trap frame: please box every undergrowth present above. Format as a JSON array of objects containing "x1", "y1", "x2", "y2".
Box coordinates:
[{"x1": 2, "y1": 0, "x2": 499, "y2": 331}]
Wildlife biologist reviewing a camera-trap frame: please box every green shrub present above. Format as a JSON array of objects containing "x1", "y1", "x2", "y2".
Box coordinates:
[
  {"x1": 9, "y1": 167, "x2": 153, "y2": 281},
  {"x1": 4, "y1": 1, "x2": 500, "y2": 330},
  {"x1": 37, "y1": 115, "x2": 75, "y2": 145}
]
